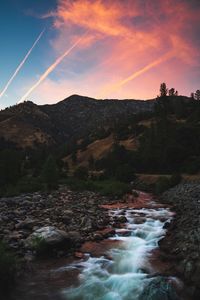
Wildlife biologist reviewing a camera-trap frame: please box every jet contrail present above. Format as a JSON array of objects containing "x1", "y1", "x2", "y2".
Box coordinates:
[
  {"x1": 99, "y1": 51, "x2": 174, "y2": 98},
  {"x1": 0, "y1": 29, "x2": 45, "y2": 99},
  {"x1": 18, "y1": 33, "x2": 88, "y2": 104}
]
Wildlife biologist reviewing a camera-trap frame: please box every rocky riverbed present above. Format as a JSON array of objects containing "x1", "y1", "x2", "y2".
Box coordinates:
[
  {"x1": 0, "y1": 186, "x2": 128, "y2": 259},
  {"x1": 160, "y1": 182, "x2": 200, "y2": 300}
]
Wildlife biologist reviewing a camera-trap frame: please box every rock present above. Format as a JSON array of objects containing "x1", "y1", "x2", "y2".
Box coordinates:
[
  {"x1": 139, "y1": 276, "x2": 180, "y2": 300},
  {"x1": 25, "y1": 226, "x2": 70, "y2": 248},
  {"x1": 15, "y1": 218, "x2": 36, "y2": 230}
]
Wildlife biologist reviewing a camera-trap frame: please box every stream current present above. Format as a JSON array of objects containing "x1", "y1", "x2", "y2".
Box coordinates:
[{"x1": 58, "y1": 203, "x2": 174, "y2": 300}]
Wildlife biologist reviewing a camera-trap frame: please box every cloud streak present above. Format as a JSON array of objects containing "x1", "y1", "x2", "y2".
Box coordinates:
[
  {"x1": 0, "y1": 29, "x2": 45, "y2": 99},
  {"x1": 99, "y1": 51, "x2": 174, "y2": 98},
  {"x1": 18, "y1": 31, "x2": 88, "y2": 103}
]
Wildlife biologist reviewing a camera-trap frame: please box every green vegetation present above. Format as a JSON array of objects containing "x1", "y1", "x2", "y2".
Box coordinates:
[{"x1": 65, "y1": 178, "x2": 132, "y2": 197}]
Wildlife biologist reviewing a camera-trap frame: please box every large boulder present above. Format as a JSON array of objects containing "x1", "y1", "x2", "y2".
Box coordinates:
[
  {"x1": 139, "y1": 276, "x2": 180, "y2": 300},
  {"x1": 25, "y1": 226, "x2": 70, "y2": 250}
]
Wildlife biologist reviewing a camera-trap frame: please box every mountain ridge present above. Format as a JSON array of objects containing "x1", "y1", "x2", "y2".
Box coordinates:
[{"x1": 0, "y1": 94, "x2": 158, "y2": 148}]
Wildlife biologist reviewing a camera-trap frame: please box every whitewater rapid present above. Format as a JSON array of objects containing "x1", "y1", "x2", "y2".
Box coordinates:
[{"x1": 59, "y1": 204, "x2": 174, "y2": 300}]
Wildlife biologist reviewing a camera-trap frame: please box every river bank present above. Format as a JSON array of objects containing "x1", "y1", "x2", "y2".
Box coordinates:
[{"x1": 160, "y1": 182, "x2": 200, "y2": 299}]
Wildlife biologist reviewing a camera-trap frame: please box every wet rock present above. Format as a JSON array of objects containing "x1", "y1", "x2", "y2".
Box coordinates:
[{"x1": 139, "y1": 276, "x2": 180, "y2": 300}]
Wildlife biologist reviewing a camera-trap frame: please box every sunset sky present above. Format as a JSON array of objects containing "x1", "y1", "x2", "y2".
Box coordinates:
[{"x1": 0, "y1": 0, "x2": 200, "y2": 108}]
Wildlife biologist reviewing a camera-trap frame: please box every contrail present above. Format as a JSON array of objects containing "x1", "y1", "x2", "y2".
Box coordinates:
[
  {"x1": 0, "y1": 29, "x2": 45, "y2": 99},
  {"x1": 18, "y1": 33, "x2": 88, "y2": 104},
  {"x1": 99, "y1": 51, "x2": 174, "y2": 98}
]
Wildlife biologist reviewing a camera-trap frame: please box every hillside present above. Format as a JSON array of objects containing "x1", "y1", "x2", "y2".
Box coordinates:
[
  {"x1": 0, "y1": 95, "x2": 155, "y2": 148},
  {"x1": 1, "y1": 94, "x2": 200, "y2": 197}
]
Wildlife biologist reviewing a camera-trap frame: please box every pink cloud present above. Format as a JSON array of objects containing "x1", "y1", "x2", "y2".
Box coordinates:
[{"x1": 33, "y1": 0, "x2": 200, "y2": 103}]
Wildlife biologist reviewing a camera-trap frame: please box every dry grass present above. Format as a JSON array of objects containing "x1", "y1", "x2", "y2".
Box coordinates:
[{"x1": 64, "y1": 134, "x2": 138, "y2": 172}]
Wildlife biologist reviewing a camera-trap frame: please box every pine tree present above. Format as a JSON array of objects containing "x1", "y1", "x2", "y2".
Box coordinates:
[
  {"x1": 160, "y1": 83, "x2": 168, "y2": 97},
  {"x1": 195, "y1": 90, "x2": 200, "y2": 100}
]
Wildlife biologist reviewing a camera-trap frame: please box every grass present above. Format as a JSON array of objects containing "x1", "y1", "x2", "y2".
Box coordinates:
[{"x1": 64, "y1": 178, "x2": 132, "y2": 197}]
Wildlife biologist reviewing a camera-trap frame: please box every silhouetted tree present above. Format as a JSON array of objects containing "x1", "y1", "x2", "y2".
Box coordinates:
[
  {"x1": 169, "y1": 88, "x2": 175, "y2": 96},
  {"x1": 175, "y1": 90, "x2": 178, "y2": 96},
  {"x1": 160, "y1": 83, "x2": 168, "y2": 97},
  {"x1": 195, "y1": 90, "x2": 200, "y2": 100},
  {"x1": 191, "y1": 92, "x2": 195, "y2": 99}
]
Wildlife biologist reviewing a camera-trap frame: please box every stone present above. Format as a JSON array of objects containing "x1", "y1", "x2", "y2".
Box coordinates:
[
  {"x1": 25, "y1": 226, "x2": 70, "y2": 248},
  {"x1": 139, "y1": 276, "x2": 180, "y2": 300},
  {"x1": 15, "y1": 218, "x2": 36, "y2": 230}
]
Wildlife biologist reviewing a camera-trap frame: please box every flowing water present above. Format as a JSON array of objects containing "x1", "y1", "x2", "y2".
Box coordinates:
[{"x1": 57, "y1": 204, "x2": 174, "y2": 300}]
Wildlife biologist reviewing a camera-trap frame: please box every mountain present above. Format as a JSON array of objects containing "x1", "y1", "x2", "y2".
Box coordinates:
[{"x1": 0, "y1": 95, "x2": 155, "y2": 148}]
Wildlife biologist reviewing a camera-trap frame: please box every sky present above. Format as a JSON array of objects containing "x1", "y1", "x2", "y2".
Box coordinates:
[{"x1": 0, "y1": 0, "x2": 200, "y2": 108}]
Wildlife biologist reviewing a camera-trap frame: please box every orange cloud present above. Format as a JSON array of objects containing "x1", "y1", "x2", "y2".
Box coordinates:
[
  {"x1": 32, "y1": 0, "x2": 200, "y2": 103},
  {"x1": 99, "y1": 51, "x2": 174, "y2": 98}
]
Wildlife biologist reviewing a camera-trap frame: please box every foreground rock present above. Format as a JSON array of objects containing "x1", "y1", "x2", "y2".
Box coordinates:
[
  {"x1": 139, "y1": 276, "x2": 180, "y2": 300},
  {"x1": 160, "y1": 183, "x2": 200, "y2": 299},
  {"x1": 0, "y1": 186, "x2": 115, "y2": 258}
]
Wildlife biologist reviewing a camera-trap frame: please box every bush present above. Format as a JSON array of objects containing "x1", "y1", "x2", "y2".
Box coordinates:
[{"x1": 0, "y1": 241, "x2": 17, "y2": 295}]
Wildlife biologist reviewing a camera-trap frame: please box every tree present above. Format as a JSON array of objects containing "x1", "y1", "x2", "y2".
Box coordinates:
[
  {"x1": 0, "y1": 149, "x2": 22, "y2": 187},
  {"x1": 114, "y1": 164, "x2": 136, "y2": 183},
  {"x1": 160, "y1": 83, "x2": 168, "y2": 97},
  {"x1": 169, "y1": 88, "x2": 175, "y2": 96},
  {"x1": 74, "y1": 166, "x2": 88, "y2": 180},
  {"x1": 41, "y1": 155, "x2": 58, "y2": 190},
  {"x1": 191, "y1": 92, "x2": 195, "y2": 99},
  {"x1": 195, "y1": 90, "x2": 200, "y2": 100}
]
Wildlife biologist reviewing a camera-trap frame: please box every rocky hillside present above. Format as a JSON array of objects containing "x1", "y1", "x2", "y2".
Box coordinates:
[{"x1": 0, "y1": 95, "x2": 155, "y2": 148}]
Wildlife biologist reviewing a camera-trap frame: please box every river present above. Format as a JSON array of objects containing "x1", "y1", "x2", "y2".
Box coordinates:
[{"x1": 13, "y1": 192, "x2": 181, "y2": 300}]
